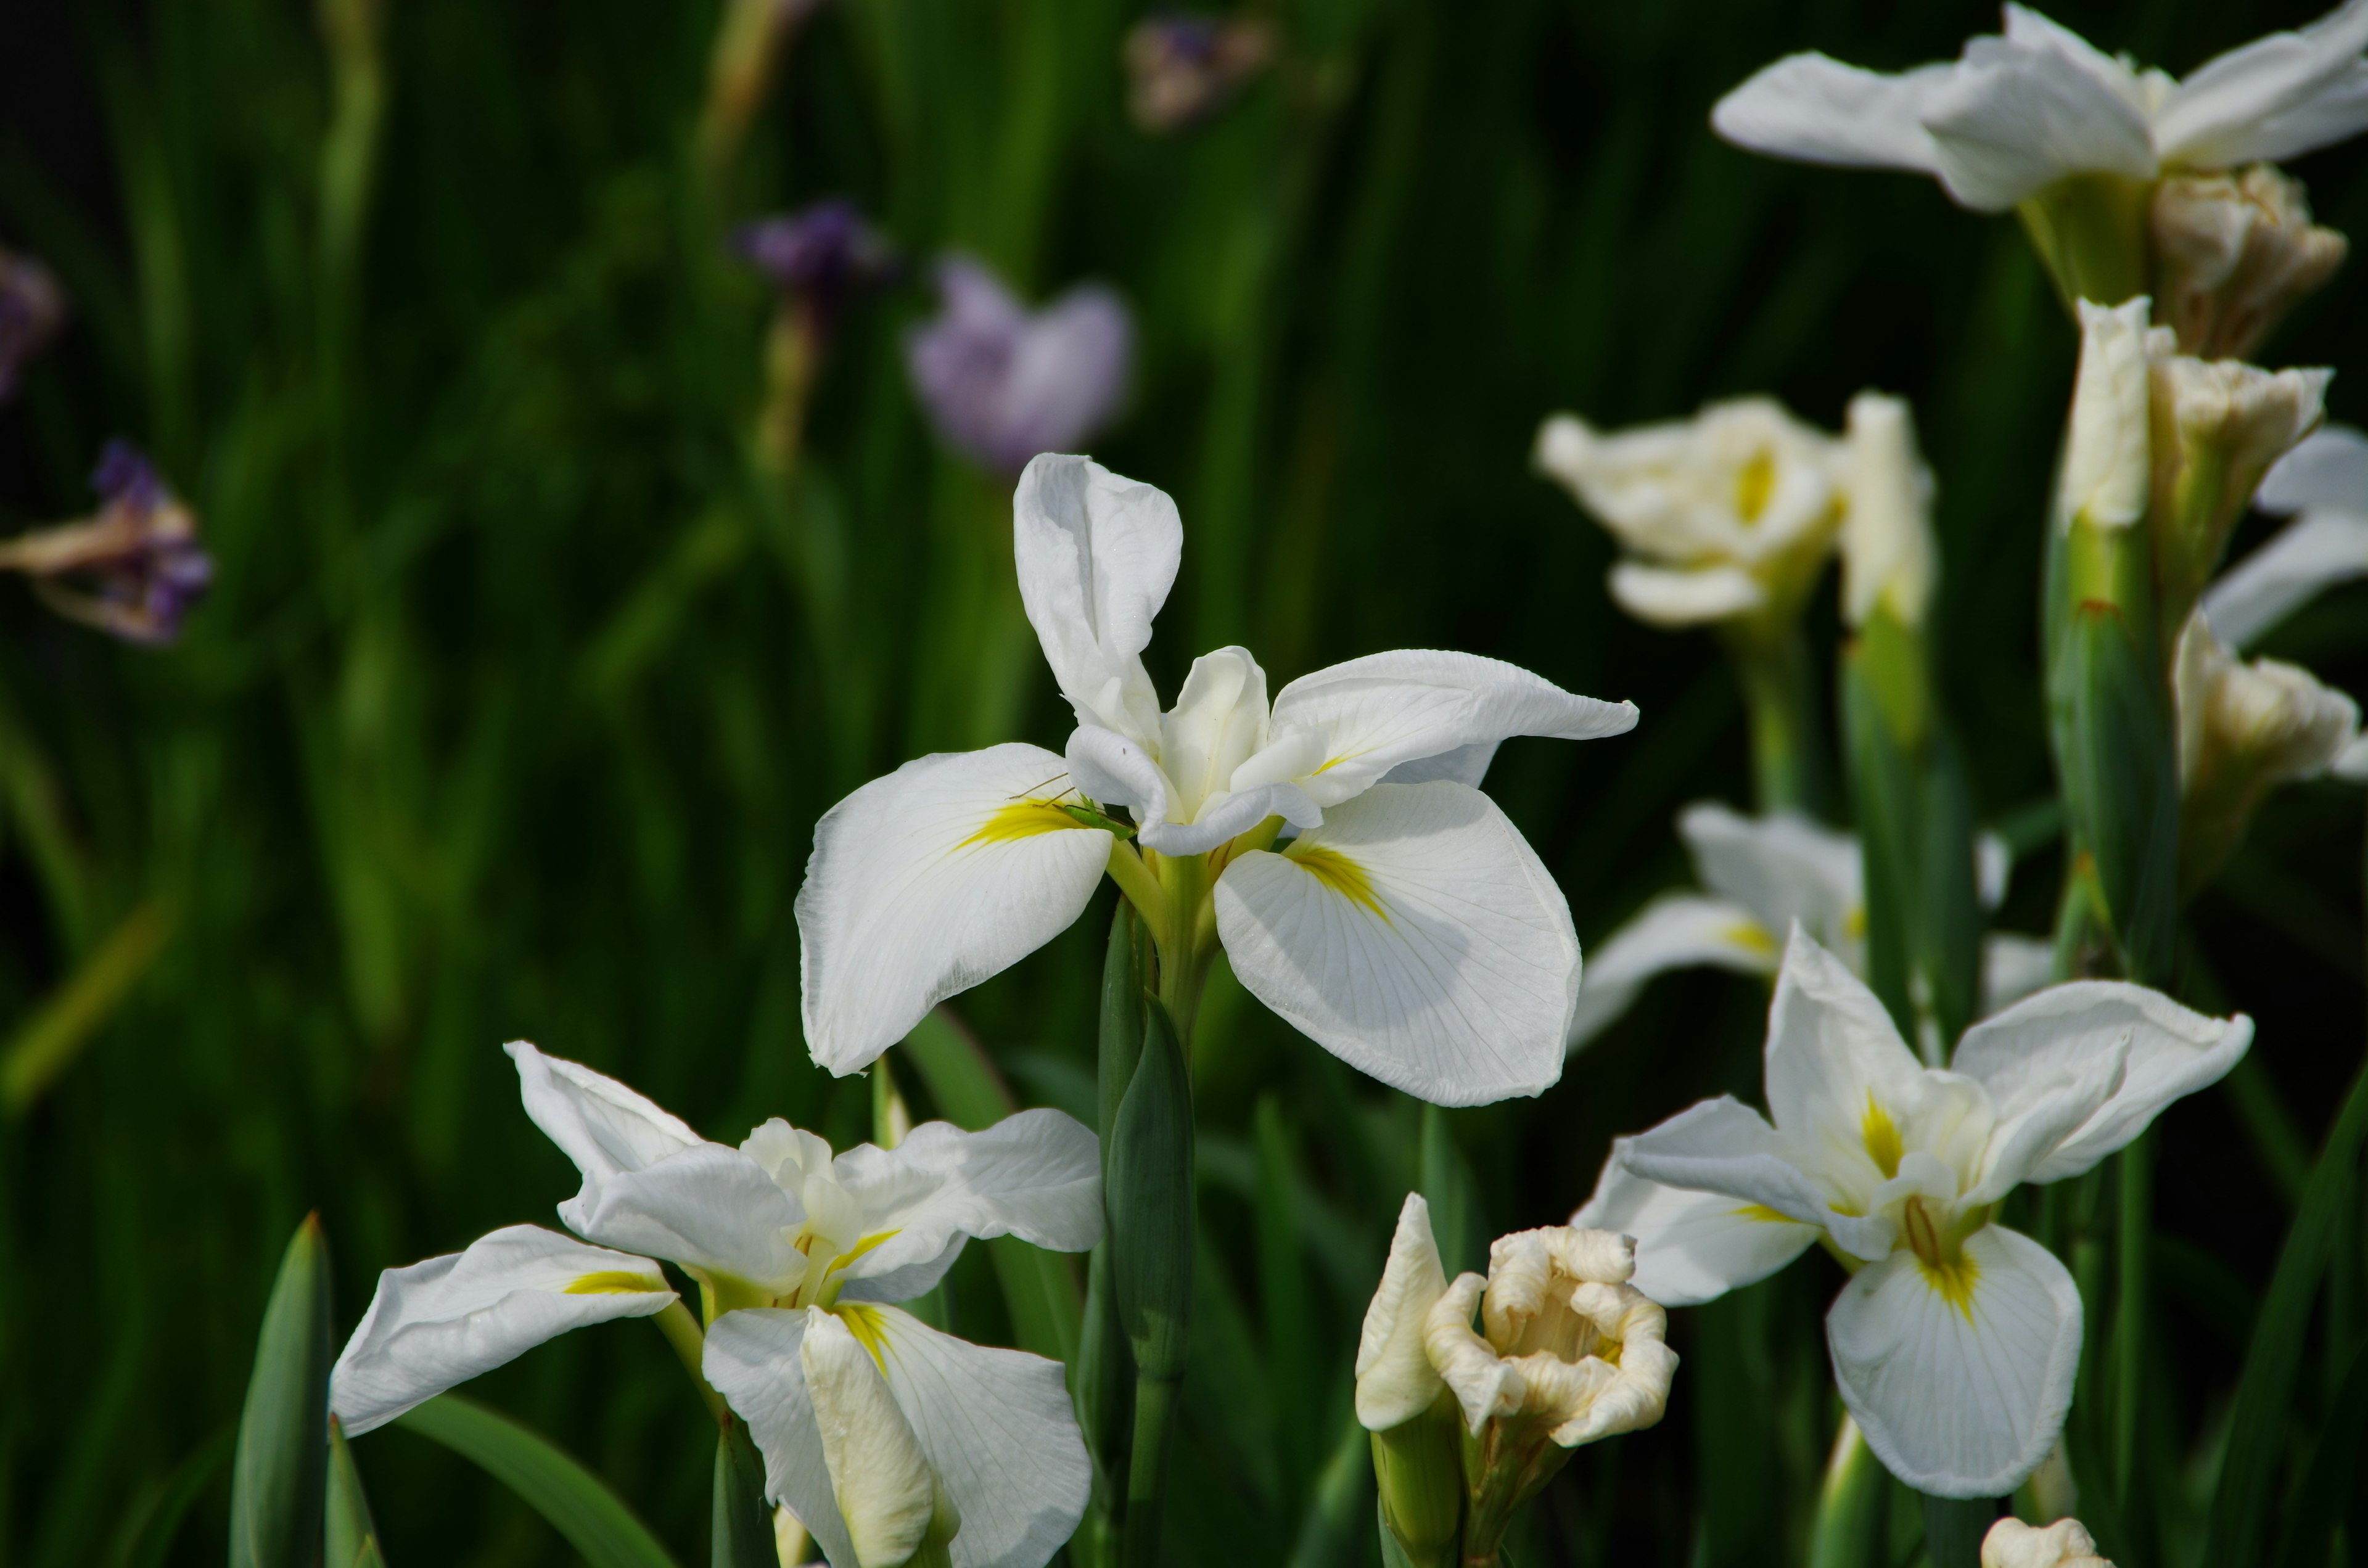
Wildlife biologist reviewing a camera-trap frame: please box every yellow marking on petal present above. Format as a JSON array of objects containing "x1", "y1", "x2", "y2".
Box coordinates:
[
  {"x1": 821, "y1": 1229, "x2": 901, "y2": 1281},
  {"x1": 958, "y1": 799, "x2": 1091, "y2": 850},
  {"x1": 1862, "y1": 1093, "x2": 1904, "y2": 1180},
  {"x1": 1725, "y1": 921, "x2": 1778, "y2": 958},
  {"x1": 565, "y1": 1270, "x2": 665, "y2": 1295},
  {"x1": 1734, "y1": 447, "x2": 1777, "y2": 523},
  {"x1": 835, "y1": 1302, "x2": 892, "y2": 1371},
  {"x1": 1916, "y1": 1249, "x2": 1981, "y2": 1321},
  {"x1": 1844, "y1": 904, "x2": 1868, "y2": 941},
  {"x1": 1733, "y1": 1204, "x2": 1796, "y2": 1225},
  {"x1": 1287, "y1": 844, "x2": 1388, "y2": 919}
]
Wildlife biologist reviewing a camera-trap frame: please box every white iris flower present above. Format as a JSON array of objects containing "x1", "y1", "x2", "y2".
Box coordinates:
[
  {"x1": 330, "y1": 1043, "x2": 1100, "y2": 1568},
  {"x1": 1576, "y1": 930, "x2": 2248, "y2": 1497},
  {"x1": 797, "y1": 453, "x2": 1638, "y2": 1106}
]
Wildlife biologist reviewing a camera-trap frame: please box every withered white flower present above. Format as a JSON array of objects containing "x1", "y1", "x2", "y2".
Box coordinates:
[
  {"x1": 2152, "y1": 165, "x2": 2347, "y2": 359},
  {"x1": 1983, "y1": 1516, "x2": 2115, "y2": 1568}
]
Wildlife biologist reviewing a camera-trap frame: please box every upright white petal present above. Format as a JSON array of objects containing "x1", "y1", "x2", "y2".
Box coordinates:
[
  {"x1": 797, "y1": 745, "x2": 1114, "y2": 1074},
  {"x1": 1759, "y1": 930, "x2": 1929, "y2": 1160},
  {"x1": 1572, "y1": 1154, "x2": 1819, "y2": 1307},
  {"x1": 1952, "y1": 983, "x2": 2251, "y2": 1182},
  {"x1": 1213, "y1": 781, "x2": 1577, "y2": 1106},
  {"x1": 1566, "y1": 893, "x2": 1777, "y2": 1053},
  {"x1": 861, "y1": 1305, "x2": 1093, "y2": 1568},
  {"x1": 2155, "y1": 0, "x2": 2368, "y2": 167},
  {"x1": 1614, "y1": 1095, "x2": 1889, "y2": 1258},
  {"x1": 1999, "y1": 7, "x2": 2153, "y2": 107},
  {"x1": 331, "y1": 1225, "x2": 674, "y2": 1437},
  {"x1": 830, "y1": 1110, "x2": 1102, "y2": 1300},
  {"x1": 1065, "y1": 723, "x2": 1322, "y2": 858},
  {"x1": 1012, "y1": 454, "x2": 1178, "y2": 744},
  {"x1": 2062, "y1": 299, "x2": 2161, "y2": 532},
  {"x1": 804, "y1": 1310, "x2": 941, "y2": 1568},
  {"x1": 2203, "y1": 511, "x2": 2368, "y2": 649},
  {"x1": 559, "y1": 1143, "x2": 808, "y2": 1292},
  {"x1": 708, "y1": 1309, "x2": 860, "y2": 1568},
  {"x1": 1265, "y1": 650, "x2": 1637, "y2": 808},
  {"x1": 1827, "y1": 1225, "x2": 2082, "y2": 1499},
  {"x1": 1680, "y1": 805, "x2": 1862, "y2": 957},
  {"x1": 2256, "y1": 423, "x2": 2368, "y2": 513},
  {"x1": 1356, "y1": 1193, "x2": 1450, "y2": 1429},
  {"x1": 1841, "y1": 393, "x2": 1938, "y2": 628},
  {"x1": 508, "y1": 1040, "x2": 704, "y2": 1190},
  {"x1": 1920, "y1": 39, "x2": 2158, "y2": 211},
  {"x1": 1709, "y1": 53, "x2": 1949, "y2": 174}
]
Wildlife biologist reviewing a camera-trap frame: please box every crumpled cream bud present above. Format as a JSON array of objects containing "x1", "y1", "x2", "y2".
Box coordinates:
[
  {"x1": 1981, "y1": 1516, "x2": 2113, "y2": 1568},
  {"x1": 2152, "y1": 166, "x2": 2347, "y2": 361},
  {"x1": 1356, "y1": 1192, "x2": 1451, "y2": 1430},
  {"x1": 2150, "y1": 353, "x2": 2331, "y2": 624},
  {"x1": 1840, "y1": 392, "x2": 1937, "y2": 630},
  {"x1": 1423, "y1": 1226, "x2": 1676, "y2": 1448},
  {"x1": 801, "y1": 1309, "x2": 950, "y2": 1568},
  {"x1": 2062, "y1": 299, "x2": 2171, "y2": 532}
]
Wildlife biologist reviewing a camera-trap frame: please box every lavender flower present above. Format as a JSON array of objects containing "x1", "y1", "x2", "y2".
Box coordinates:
[
  {"x1": 1124, "y1": 12, "x2": 1276, "y2": 133},
  {"x1": 0, "y1": 441, "x2": 212, "y2": 645},
  {"x1": 732, "y1": 199, "x2": 896, "y2": 332},
  {"x1": 903, "y1": 257, "x2": 1132, "y2": 474},
  {"x1": 0, "y1": 247, "x2": 65, "y2": 401}
]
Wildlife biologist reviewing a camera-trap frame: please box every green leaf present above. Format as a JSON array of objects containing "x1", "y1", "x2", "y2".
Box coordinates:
[
  {"x1": 2203, "y1": 1057, "x2": 2368, "y2": 1568},
  {"x1": 900, "y1": 1006, "x2": 1019, "y2": 1131},
  {"x1": 712, "y1": 1418, "x2": 777, "y2": 1568},
  {"x1": 326, "y1": 1418, "x2": 388, "y2": 1568},
  {"x1": 2267, "y1": 1341, "x2": 2368, "y2": 1568},
  {"x1": 1254, "y1": 1094, "x2": 1318, "y2": 1493},
  {"x1": 1916, "y1": 1493, "x2": 1997, "y2": 1568},
  {"x1": 393, "y1": 1395, "x2": 682, "y2": 1568},
  {"x1": 229, "y1": 1214, "x2": 334, "y2": 1568},
  {"x1": 1109, "y1": 998, "x2": 1194, "y2": 1382},
  {"x1": 1416, "y1": 1106, "x2": 1482, "y2": 1278},
  {"x1": 1, "y1": 897, "x2": 176, "y2": 1116},
  {"x1": 106, "y1": 1429, "x2": 233, "y2": 1568},
  {"x1": 1376, "y1": 1497, "x2": 1420, "y2": 1568},
  {"x1": 1806, "y1": 1419, "x2": 1885, "y2": 1568},
  {"x1": 1285, "y1": 1413, "x2": 1375, "y2": 1568}
]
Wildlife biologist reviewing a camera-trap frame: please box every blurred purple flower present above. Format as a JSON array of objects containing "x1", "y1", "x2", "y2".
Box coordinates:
[
  {"x1": 732, "y1": 198, "x2": 895, "y2": 330},
  {"x1": 1124, "y1": 12, "x2": 1276, "y2": 133},
  {"x1": 0, "y1": 247, "x2": 65, "y2": 401},
  {"x1": 904, "y1": 257, "x2": 1132, "y2": 474},
  {"x1": 0, "y1": 441, "x2": 212, "y2": 645}
]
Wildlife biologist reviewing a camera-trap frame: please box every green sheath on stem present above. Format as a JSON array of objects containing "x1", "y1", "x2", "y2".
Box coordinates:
[
  {"x1": 1108, "y1": 997, "x2": 1194, "y2": 1568},
  {"x1": 229, "y1": 1215, "x2": 333, "y2": 1568}
]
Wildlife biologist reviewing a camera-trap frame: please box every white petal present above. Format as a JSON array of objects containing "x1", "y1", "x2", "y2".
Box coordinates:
[
  {"x1": 1841, "y1": 392, "x2": 1938, "y2": 629},
  {"x1": 1607, "y1": 562, "x2": 1766, "y2": 626},
  {"x1": 1761, "y1": 929, "x2": 1929, "y2": 1156},
  {"x1": 1423, "y1": 1273, "x2": 1519, "y2": 1433},
  {"x1": 559, "y1": 1143, "x2": 808, "y2": 1292},
  {"x1": 1999, "y1": 7, "x2": 2153, "y2": 106},
  {"x1": 1566, "y1": 894, "x2": 1777, "y2": 1053},
  {"x1": 330, "y1": 1225, "x2": 673, "y2": 1437},
  {"x1": 508, "y1": 1040, "x2": 703, "y2": 1189},
  {"x1": 2256, "y1": 423, "x2": 2368, "y2": 513},
  {"x1": 829, "y1": 1109, "x2": 1102, "y2": 1300},
  {"x1": 1827, "y1": 1225, "x2": 2082, "y2": 1499},
  {"x1": 2202, "y1": 511, "x2": 2368, "y2": 649},
  {"x1": 1355, "y1": 1193, "x2": 1450, "y2": 1429},
  {"x1": 1613, "y1": 1095, "x2": 1883, "y2": 1255},
  {"x1": 1709, "y1": 52, "x2": 1948, "y2": 174},
  {"x1": 1156, "y1": 646, "x2": 1274, "y2": 824},
  {"x1": 797, "y1": 745, "x2": 1113, "y2": 1074},
  {"x1": 1213, "y1": 781, "x2": 1577, "y2": 1106},
  {"x1": 1679, "y1": 804, "x2": 1862, "y2": 957},
  {"x1": 804, "y1": 1310, "x2": 940, "y2": 1568},
  {"x1": 1920, "y1": 38, "x2": 2159, "y2": 211},
  {"x1": 1379, "y1": 740, "x2": 1500, "y2": 789},
  {"x1": 2156, "y1": 0, "x2": 2368, "y2": 167},
  {"x1": 1066, "y1": 723, "x2": 1323, "y2": 855},
  {"x1": 2062, "y1": 299, "x2": 2161, "y2": 532},
  {"x1": 1571, "y1": 1153, "x2": 1818, "y2": 1307},
  {"x1": 1951, "y1": 983, "x2": 2252, "y2": 1183},
  {"x1": 861, "y1": 1305, "x2": 1093, "y2": 1568},
  {"x1": 1011, "y1": 454, "x2": 1177, "y2": 744},
  {"x1": 1980, "y1": 935, "x2": 2058, "y2": 1019},
  {"x1": 707, "y1": 1308, "x2": 858, "y2": 1568},
  {"x1": 1265, "y1": 650, "x2": 1637, "y2": 808},
  {"x1": 1981, "y1": 1516, "x2": 2111, "y2": 1568},
  {"x1": 1978, "y1": 833, "x2": 2015, "y2": 912}
]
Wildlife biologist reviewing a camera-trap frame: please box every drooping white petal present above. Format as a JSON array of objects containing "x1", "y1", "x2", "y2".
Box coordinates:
[
  {"x1": 829, "y1": 1109, "x2": 1102, "y2": 1300},
  {"x1": 1213, "y1": 781, "x2": 1577, "y2": 1106},
  {"x1": 1760, "y1": 929, "x2": 1930, "y2": 1160},
  {"x1": 2155, "y1": 0, "x2": 2368, "y2": 168},
  {"x1": 1355, "y1": 1193, "x2": 1450, "y2": 1429},
  {"x1": 1679, "y1": 805, "x2": 1862, "y2": 958},
  {"x1": 706, "y1": 1308, "x2": 858, "y2": 1568},
  {"x1": 804, "y1": 1310, "x2": 941, "y2": 1568},
  {"x1": 1614, "y1": 1096, "x2": 1888, "y2": 1256},
  {"x1": 1951, "y1": 982, "x2": 2252, "y2": 1183},
  {"x1": 1566, "y1": 894, "x2": 1777, "y2": 1053},
  {"x1": 2202, "y1": 511, "x2": 2368, "y2": 649},
  {"x1": 797, "y1": 744, "x2": 1114, "y2": 1075},
  {"x1": 1709, "y1": 52, "x2": 1949, "y2": 174},
  {"x1": 1012, "y1": 454, "x2": 1178, "y2": 744},
  {"x1": 508, "y1": 1040, "x2": 704, "y2": 1191},
  {"x1": 2256, "y1": 423, "x2": 2368, "y2": 513},
  {"x1": 1265, "y1": 650, "x2": 1638, "y2": 809},
  {"x1": 1571, "y1": 1154, "x2": 1819, "y2": 1307},
  {"x1": 860, "y1": 1304, "x2": 1093, "y2": 1568},
  {"x1": 331, "y1": 1225, "x2": 674, "y2": 1437},
  {"x1": 559, "y1": 1143, "x2": 809, "y2": 1292},
  {"x1": 1607, "y1": 562, "x2": 1766, "y2": 626},
  {"x1": 1827, "y1": 1225, "x2": 2082, "y2": 1500},
  {"x1": 1920, "y1": 36, "x2": 2159, "y2": 211}
]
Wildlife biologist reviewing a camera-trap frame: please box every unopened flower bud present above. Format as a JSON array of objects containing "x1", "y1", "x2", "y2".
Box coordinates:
[
  {"x1": 0, "y1": 441, "x2": 212, "y2": 645},
  {"x1": 1841, "y1": 392, "x2": 1936, "y2": 630},
  {"x1": 2152, "y1": 166, "x2": 2346, "y2": 361},
  {"x1": 0, "y1": 245, "x2": 64, "y2": 401},
  {"x1": 2061, "y1": 299, "x2": 2167, "y2": 533},
  {"x1": 2150, "y1": 353, "x2": 2330, "y2": 629},
  {"x1": 1981, "y1": 1516, "x2": 2113, "y2": 1568},
  {"x1": 905, "y1": 257, "x2": 1132, "y2": 475},
  {"x1": 1357, "y1": 1195, "x2": 1462, "y2": 1567},
  {"x1": 1124, "y1": 13, "x2": 1276, "y2": 134}
]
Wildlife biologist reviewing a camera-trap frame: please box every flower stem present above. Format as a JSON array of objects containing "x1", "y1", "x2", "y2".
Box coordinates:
[
  {"x1": 654, "y1": 1300, "x2": 733, "y2": 1429},
  {"x1": 1724, "y1": 620, "x2": 1828, "y2": 818},
  {"x1": 1120, "y1": 1376, "x2": 1180, "y2": 1568},
  {"x1": 1807, "y1": 1417, "x2": 1885, "y2": 1568}
]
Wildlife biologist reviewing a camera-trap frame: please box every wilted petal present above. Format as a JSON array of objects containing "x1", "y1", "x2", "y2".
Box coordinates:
[
  {"x1": 2176, "y1": 609, "x2": 2361, "y2": 793},
  {"x1": 1982, "y1": 1516, "x2": 2115, "y2": 1568},
  {"x1": 1213, "y1": 781, "x2": 1577, "y2": 1106},
  {"x1": 331, "y1": 1225, "x2": 673, "y2": 1437},
  {"x1": 1013, "y1": 454, "x2": 1178, "y2": 744},
  {"x1": 804, "y1": 1310, "x2": 941, "y2": 1568},
  {"x1": 1423, "y1": 1273, "x2": 1520, "y2": 1434},
  {"x1": 2155, "y1": 0, "x2": 2368, "y2": 166},
  {"x1": 1571, "y1": 1152, "x2": 1820, "y2": 1307},
  {"x1": 707, "y1": 1309, "x2": 859, "y2": 1568},
  {"x1": 1827, "y1": 1225, "x2": 2082, "y2": 1499},
  {"x1": 1709, "y1": 53, "x2": 1949, "y2": 175},
  {"x1": 797, "y1": 744, "x2": 1114, "y2": 1074},
  {"x1": 1566, "y1": 893, "x2": 1777, "y2": 1053},
  {"x1": 1356, "y1": 1193, "x2": 1450, "y2": 1429}
]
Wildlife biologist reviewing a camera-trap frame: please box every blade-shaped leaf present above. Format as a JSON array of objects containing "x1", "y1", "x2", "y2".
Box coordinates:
[
  {"x1": 229, "y1": 1214, "x2": 333, "y2": 1568},
  {"x1": 712, "y1": 1418, "x2": 776, "y2": 1568},
  {"x1": 107, "y1": 1429, "x2": 233, "y2": 1568},
  {"x1": 1110, "y1": 998, "x2": 1194, "y2": 1382},
  {"x1": 326, "y1": 1418, "x2": 387, "y2": 1568},
  {"x1": 393, "y1": 1395, "x2": 681, "y2": 1568}
]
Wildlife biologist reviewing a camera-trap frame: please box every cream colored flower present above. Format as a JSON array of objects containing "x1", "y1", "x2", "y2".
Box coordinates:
[
  {"x1": 1982, "y1": 1516, "x2": 2113, "y2": 1568},
  {"x1": 1841, "y1": 393, "x2": 1937, "y2": 629},
  {"x1": 2151, "y1": 353, "x2": 2332, "y2": 622},
  {"x1": 2152, "y1": 166, "x2": 2347, "y2": 360},
  {"x1": 2062, "y1": 300, "x2": 2168, "y2": 532}
]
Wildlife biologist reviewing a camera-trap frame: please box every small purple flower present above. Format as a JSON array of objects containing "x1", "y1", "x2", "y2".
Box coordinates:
[
  {"x1": 0, "y1": 440, "x2": 212, "y2": 645},
  {"x1": 733, "y1": 199, "x2": 895, "y2": 331},
  {"x1": 904, "y1": 256, "x2": 1133, "y2": 475},
  {"x1": 1124, "y1": 12, "x2": 1276, "y2": 133},
  {"x1": 0, "y1": 247, "x2": 65, "y2": 401}
]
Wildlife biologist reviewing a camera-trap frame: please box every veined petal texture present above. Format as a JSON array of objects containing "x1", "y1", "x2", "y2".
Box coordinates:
[
  {"x1": 1214, "y1": 781, "x2": 1577, "y2": 1106},
  {"x1": 707, "y1": 1308, "x2": 858, "y2": 1568},
  {"x1": 331, "y1": 1225, "x2": 674, "y2": 1437},
  {"x1": 803, "y1": 1310, "x2": 940, "y2": 1568},
  {"x1": 556, "y1": 1142, "x2": 808, "y2": 1292},
  {"x1": 1013, "y1": 454, "x2": 1178, "y2": 743},
  {"x1": 830, "y1": 1109, "x2": 1102, "y2": 1299},
  {"x1": 509, "y1": 1039, "x2": 704, "y2": 1190},
  {"x1": 1572, "y1": 1154, "x2": 1819, "y2": 1307},
  {"x1": 797, "y1": 744, "x2": 1114, "y2": 1074}
]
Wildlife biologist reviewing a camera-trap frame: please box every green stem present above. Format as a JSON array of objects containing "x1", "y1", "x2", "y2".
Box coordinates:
[
  {"x1": 1724, "y1": 620, "x2": 1827, "y2": 818},
  {"x1": 654, "y1": 1301, "x2": 732, "y2": 1429},
  {"x1": 1121, "y1": 1376, "x2": 1180, "y2": 1568},
  {"x1": 2113, "y1": 1136, "x2": 2151, "y2": 1503},
  {"x1": 1807, "y1": 1418, "x2": 1886, "y2": 1568},
  {"x1": 1917, "y1": 1494, "x2": 1997, "y2": 1568}
]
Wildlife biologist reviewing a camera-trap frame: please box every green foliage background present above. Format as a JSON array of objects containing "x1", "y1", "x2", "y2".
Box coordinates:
[{"x1": 1, "y1": 0, "x2": 2364, "y2": 1563}]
